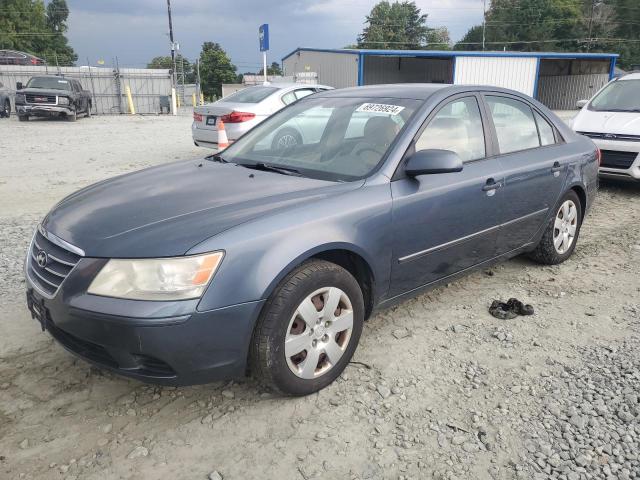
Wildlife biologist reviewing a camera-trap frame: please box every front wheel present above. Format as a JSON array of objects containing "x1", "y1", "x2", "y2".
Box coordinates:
[
  {"x1": 1, "y1": 100, "x2": 10, "y2": 118},
  {"x1": 250, "y1": 260, "x2": 364, "y2": 396},
  {"x1": 18, "y1": 114, "x2": 28, "y2": 122},
  {"x1": 271, "y1": 128, "x2": 302, "y2": 150},
  {"x1": 67, "y1": 110, "x2": 77, "y2": 122},
  {"x1": 529, "y1": 190, "x2": 582, "y2": 265},
  {"x1": 86, "y1": 103, "x2": 92, "y2": 117}
]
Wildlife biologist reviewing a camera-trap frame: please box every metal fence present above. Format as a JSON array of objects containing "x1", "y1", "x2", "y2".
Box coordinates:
[{"x1": 0, "y1": 65, "x2": 172, "y2": 115}]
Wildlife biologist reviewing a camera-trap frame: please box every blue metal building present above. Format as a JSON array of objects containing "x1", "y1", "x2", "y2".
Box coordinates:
[{"x1": 282, "y1": 48, "x2": 618, "y2": 110}]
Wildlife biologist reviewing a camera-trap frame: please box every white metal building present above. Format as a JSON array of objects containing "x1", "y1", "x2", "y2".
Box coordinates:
[{"x1": 282, "y1": 48, "x2": 619, "y2": 110}]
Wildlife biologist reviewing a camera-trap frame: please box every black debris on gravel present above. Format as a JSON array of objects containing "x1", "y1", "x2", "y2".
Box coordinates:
[{"x1": 489, "y1": 298, "x2": 535, "y2": 320}]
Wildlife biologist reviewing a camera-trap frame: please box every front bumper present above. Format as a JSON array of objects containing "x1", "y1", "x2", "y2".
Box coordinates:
[
  {"x1": 25, "y1": 267, "x2": 265, "y2": 386},
  {"x1": 16, "y1": 103, "x2": 74, "y2": 117},
  {"x1": 590, "y1": 139, "x2": 640, "y2": 181}
]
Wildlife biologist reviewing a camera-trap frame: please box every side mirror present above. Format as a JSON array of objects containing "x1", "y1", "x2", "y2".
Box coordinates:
[
  {"x1": 16, "y1": 82, "x2": 23, "y2": 90},
  {"x1": 576, "y1": 99, "x2": 588, "y2": 109},
  {"x1": 405, "y1": 149, "x2": 463, "y2": 177}
]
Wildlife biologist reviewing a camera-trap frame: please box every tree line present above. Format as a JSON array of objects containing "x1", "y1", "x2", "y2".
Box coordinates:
[
  {"x1": 357, "y1": 0, "x2": 639, "y2": 69},
  {"x1": 0, "y1": 0, "x2": 77, "y2": 65}
]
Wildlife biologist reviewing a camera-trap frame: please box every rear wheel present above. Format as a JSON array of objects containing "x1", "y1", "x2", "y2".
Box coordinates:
[
  {"x1": 1, "y1": 99, "x2": 10, "y2": 118},
  {"x1": 250, "y1": 260, "x2": 364, "y2": 396},
  {"x1": 529, "y1": 190, "x2": 582, "y2": 265}
]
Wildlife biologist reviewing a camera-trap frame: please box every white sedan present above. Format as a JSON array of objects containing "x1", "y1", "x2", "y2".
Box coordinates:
[
  {"x1": 573, "y1": 72, "x2": 640, "y2": 181},
  {"x1": 192, "y1": 83, "x2": 332, "y2": 149}
]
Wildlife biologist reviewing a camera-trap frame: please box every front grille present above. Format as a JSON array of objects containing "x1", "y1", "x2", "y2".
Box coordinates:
[
  {"x1": 25, "y1": 94, "x2": 56, "y2": 104},
  {"x1": 600, "y1": 150, "x2": 639, "y2": 170},
  {"x1": 28, "y1": 230, "x2": 81, "y2": 296},
  {"x1": 46, "y1": 317, "x2": 119, "y2": 368},
  {"x1": 577, "y1": 131, "x2": 640, "y2": 142}
]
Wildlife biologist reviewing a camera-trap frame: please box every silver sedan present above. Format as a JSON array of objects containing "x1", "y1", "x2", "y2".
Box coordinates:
[{"x1": 191, "y1": 83, "x2": 332, "y2": 149}]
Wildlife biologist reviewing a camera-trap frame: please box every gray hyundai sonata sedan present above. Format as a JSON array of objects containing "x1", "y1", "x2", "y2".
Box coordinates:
[{"x1": 25, "y1": 84, "x2": 598, "y2": 395}]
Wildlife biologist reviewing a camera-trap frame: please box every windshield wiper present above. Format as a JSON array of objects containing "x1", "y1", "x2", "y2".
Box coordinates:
[{"x1": 239, "y1": 162, "x2": 301, "y2": 176}]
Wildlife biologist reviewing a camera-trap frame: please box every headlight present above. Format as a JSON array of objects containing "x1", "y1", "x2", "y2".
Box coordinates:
[
  {"x1": 88, "y1": 252, "x2": 224, "y2": 301},
  {"x1": 58, "y1": 96, "x2": 70, "y2": 105}
]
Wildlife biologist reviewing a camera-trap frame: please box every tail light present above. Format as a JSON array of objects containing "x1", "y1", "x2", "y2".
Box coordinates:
[
  {"x1": 220, "y1": 111, "x2": 255, "y2": 123},
  {"x1": 193, "y1": 112, "x2": 203, "y2": 122},
  {"x1": 596, "y1": 147, "x2": 602, "y2": 166}
]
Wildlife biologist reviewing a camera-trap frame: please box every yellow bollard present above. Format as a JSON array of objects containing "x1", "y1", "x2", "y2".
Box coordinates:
[
  {"x1": 125, "y1": 85, "x2": 135, "y2": 114},
  {"x1": 192, "y1": 93, "x2": 196, "y2": 106},
  {"x1": 177, "y1": 95, "x2": 181, "y2": 108},
  {"x1": 200, "y1": 93, "x2": 204, "y2": 105}
]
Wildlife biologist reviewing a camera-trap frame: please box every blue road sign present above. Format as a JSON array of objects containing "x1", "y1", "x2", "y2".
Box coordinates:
[{"x1": 259, "y1": 24, "x2": 269, "y2": 52}]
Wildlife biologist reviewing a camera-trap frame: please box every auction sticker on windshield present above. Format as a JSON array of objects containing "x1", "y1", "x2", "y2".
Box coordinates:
[{"x1": 356, "y1": 103, "x2": 405, "y2": 115}]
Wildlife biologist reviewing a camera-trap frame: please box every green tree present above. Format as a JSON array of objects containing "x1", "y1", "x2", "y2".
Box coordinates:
[
  {"x1": 198, "y1": 42, "x2": 237, "y2": 98},
  {"x1": 357, "y1": 1, "x2": 450, "y2": 49},
  {"x1": 611, "y1": 0, "x2": 640, "y2": 68},
  {"x1": 147, "y1": 54, "x2": 195, "y2": 83},
  {"x1": 0, "y1": 0, "x2": 77, "y2": 65},
  {"x1": 258, "y1": 61, "x2": 283, "y2": 76},
  {"x1": 44, "y1": 0, "x2": 77, "y2": 65}
]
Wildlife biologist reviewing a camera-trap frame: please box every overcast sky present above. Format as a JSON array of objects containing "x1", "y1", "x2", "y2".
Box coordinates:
[{"x1": 65, "y1": 0, "x2": 484, "y2": 71}]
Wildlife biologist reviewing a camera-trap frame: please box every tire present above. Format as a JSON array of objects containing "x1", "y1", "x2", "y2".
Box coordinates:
[
  {"x1": 86, "y1": 103, "x2": 92, "y2": 117},
  {"x1": 67, "y1": 110, "x2": 77, "y2": 122},
  {"x1": 271, "y1": 127, "x2": 302, "y2": 150},
  {"x1": 18, "y1": 114, "x2": 28, "y2": 122},
  {"x1": 529, "y1": 190, "x2": 582, "y2": 265},
  {"x1": 250, "y1": 259, "x2": 364, "y2": 396},
  {"x1": 1, "y1": 99, "x2": 9, "y2": 118}
]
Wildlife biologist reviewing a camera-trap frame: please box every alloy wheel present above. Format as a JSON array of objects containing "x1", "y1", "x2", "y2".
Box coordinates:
[
  {"x1": 276, "y1": 134, "x2": 298, "y2": 149},
  {"x1": 284, "y1": 286, "x2": 354, "y2": 379},
  {"x1": 553, "y1": 200, "x2": 578, "y2": 254}
]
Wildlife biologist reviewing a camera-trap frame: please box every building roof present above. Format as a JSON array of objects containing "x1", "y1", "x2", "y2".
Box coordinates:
[{"x1": 283, "y1": 47, "x2": 619, "y2": 62}]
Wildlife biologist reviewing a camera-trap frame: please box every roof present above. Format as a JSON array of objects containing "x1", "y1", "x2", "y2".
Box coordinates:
[{"x1": 283, "y1": 47, "x2": 619, "y2": 62}]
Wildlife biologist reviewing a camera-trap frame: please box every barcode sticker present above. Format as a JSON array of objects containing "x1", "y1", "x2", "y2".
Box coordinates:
[{"x1": 356, "y1": 103, "x2": 405, "y2": 115}]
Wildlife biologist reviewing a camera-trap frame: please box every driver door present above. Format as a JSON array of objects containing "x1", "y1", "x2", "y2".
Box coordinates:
[{"x1": 389, "y1": 94, "x2": 505, "y2": 296}]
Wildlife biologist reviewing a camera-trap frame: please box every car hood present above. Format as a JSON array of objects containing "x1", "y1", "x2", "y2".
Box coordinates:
[
  {"x1": 42, "y1": 159, "x2": 363, "y2": 258},
  {"x1": 19, "y1": 87, "x2": 71, "y2": 95},
  {"x1": 573, "y1": 109, "x2": 640, "y2": 135}
]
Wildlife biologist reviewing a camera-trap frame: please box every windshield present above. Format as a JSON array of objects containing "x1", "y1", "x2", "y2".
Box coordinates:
[
  {"x1": 220, "y1": 96, "x2": 421, "y2": 181},
  {"x1": 590, "y1": 79, "x2": 640, "y2": 112},
  {"x1": 222, "y1": 86, "x2": 278, "y2": 103},
  {"x1": 26, "y1": 77, "x2": 72, "y2": 90}
]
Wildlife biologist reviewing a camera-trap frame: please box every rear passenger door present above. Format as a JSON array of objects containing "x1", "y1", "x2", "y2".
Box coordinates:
[{"x1": 482, "y1": 94, "x2": 568, "y2": 254}]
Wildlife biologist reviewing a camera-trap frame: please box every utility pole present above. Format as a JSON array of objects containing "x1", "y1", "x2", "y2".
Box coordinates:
[
  {"x1": 166, "y1": 0, "x2": 178, "y2": 114},
  {"x1": 196, "y1": 58, "x2": 202, "y2": 105},
  {"x1": 482, "y1": 0, "x2": 487, "y2": 51},
  {"x1": 586, "y1": 0, "x2": 596, "y2": 52}
]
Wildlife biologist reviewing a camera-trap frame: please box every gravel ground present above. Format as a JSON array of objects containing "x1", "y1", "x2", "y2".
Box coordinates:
[{"x1": 1, "y1": 113, "x2": 639, "y2": 480}]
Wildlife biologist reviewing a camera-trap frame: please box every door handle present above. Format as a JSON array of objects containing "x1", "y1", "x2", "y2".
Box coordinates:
[
  {"x1": 551, "y1": 162, "x2": 563, "y2": 173},
  {"x1": 482, "y1": 178, "x2": 502, "y2": 192}
]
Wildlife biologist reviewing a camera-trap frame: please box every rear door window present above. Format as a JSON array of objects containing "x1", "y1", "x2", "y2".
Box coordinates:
[{"x1": 486, "y1": 96, "x2": 540, "y2": 154}]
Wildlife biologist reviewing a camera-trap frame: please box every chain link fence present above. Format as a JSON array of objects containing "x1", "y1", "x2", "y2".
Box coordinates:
[{"x1": 0, "y1": 65, "x2": 172, "y2": 115}]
